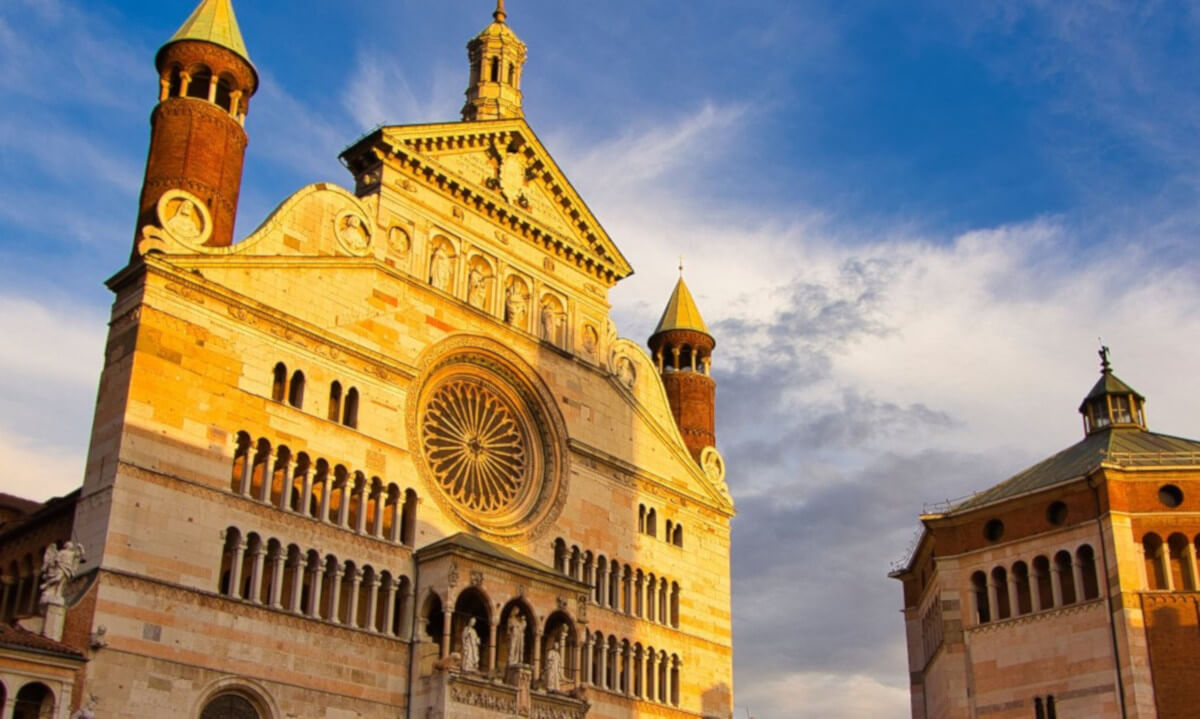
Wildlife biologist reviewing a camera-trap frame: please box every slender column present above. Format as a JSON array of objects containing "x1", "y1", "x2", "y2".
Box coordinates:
[
  {"x1": 206, "y1": 75, "x2": 218, "y2": 103},
  {"x1": 1, "y1": 696, "x2": 16, "y2": 719},
  {"x1": 229, "y1": 90, "x2": 243, "y2": 118},
  {"x1": 382, "y1": 580, "x2": 398, "y2": 636},
  {"x1": 402, "y1": 586, "x2": 416, "y2": 640},
  {"x1": 441, "y1": 608, "x2": 453, "y2": 658},
  {"x1": 365, "y1": 575, "x2": 380, "y2": 632},
  {"x1": 277, "y1": 456, "x2": 294, "y2": 512},
  {"x1": 227, "y1": 539, "x2": 247, "y2": 599},
  {"x1": 307, "y1": 563, "x2": 324, "y2": 619},
  {"x1": 389, "y1": 499, "x2": 402, "y2": 543},
  {"x1": 300, "y1": 468, "x2": 314, "y2": 516},
  {"x1": 986, "y1": 580, "x2": 1000, "y2": 619},
  {"x1": 599, "y1": 637, "x2": 610, "y2": 690},
  {"x1": 318, "y1": 476, "x2": 333, "y2": 524},
  {"x1": 1176, "y1": 544, "x2": 1195, "y2": 590},
  {"x1": 1007, "y1": 575, "x2": 1020, "y2": 616},
  {"x1": 628, "y1": 648, "x2": 638, "y2": 696},
  {"x1": 488, "y1": 628, "x2": 498, "y2": 674},
  {"x1": 288, "y1": 558, "x2": 304, "y2": 613},
  {"x1": 582, "y1": 633, "x2": 593, "y2": 685},
  {"x1": 159, "y1": 77, "x2": 170, "y2": 102},
  {"x1": 179, "y1": 72, "x2": 192, "y2": 98},
  {"x1": 634, "y1": 648, "x2": 643, "y2": 698},
  {"x1": 337, "y1": 481, "x2": 351, "y2": 528},
  {"x1": 355, "y1": 483, "x2": 369, "y2": 534},
  {"x1": 328, "y1": 566, "x2": 345, "y2": 623},
  {"x1": 269, "y1": 551, "x2": 286, "y2": 609},
  {"x1": 1160, "y1": 546, "x2": 1175, "y2": 591},
  {"x1": 259, "y1": 459, "x2": 274, "y2": 503},
  {"x1": 1050, "y1": 563, "x2": 1064, "y2": 607},
  {"x1": 1071, "y1": 557, "x2": 1086, "y2": 600},
  {"x1": 1030, "y1": 568, "x2": 1043, "y2": 612},
  {"x1": 1136, "y1": 543, "x2": 1150, "y2": 590},
  {"x1": 532, "y1": 627, "x2": 543, "y2": 681},
  {"x1": 239, "y1": 450, "x2": 254, "y2": 495},
  {"x1": 374, "y1": 490, "x2": 387, "y2": 539},
  {"x1": 346, "y1": 569, "x2": 363, "y2": 627}
]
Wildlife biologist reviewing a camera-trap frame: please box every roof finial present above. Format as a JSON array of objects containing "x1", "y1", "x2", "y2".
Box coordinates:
[
  {"x1": 1099, "y1": 343, "x2": 1112, "y2": 374},
  {"x1": 679, "y1": 255, "x2": 684, "y2": 277},
  {"x1": 494, "y1": 0, "x2": 507, "y2": 23}
]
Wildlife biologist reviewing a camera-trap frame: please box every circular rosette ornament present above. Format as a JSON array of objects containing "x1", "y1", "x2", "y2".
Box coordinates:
[{"x1": 410, "y1": 340, "x2": 568, "y2": 542}]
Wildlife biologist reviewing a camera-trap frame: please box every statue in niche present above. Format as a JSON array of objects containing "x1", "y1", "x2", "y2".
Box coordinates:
[
  {"x1": 337, "y1": 214, "x2": 370, "y2": 251},
  {"x1": 468, "y1": 262, "x2": 492, "y2": 309},
  {"x1": 582, "y1": 325, "x2": 599, "y2": 360},
  {"x1": 505, "y1": 278, "x2": 529, "y2": 328},
  {"x1": 507, "y1": 612, "x2": 527, "y2": 665},
  {"x1": 165, "y1": 198, "x2": 203, "y2": 240},
  {"x1": 70, "y1": 695, "x2": 98, "y2": 719},
  {"x1": 429, "y1": 243, "x2": 454, "y2": 291},
  {"x1": 616, "y1": 356, "x2": 636, "y2": 389},
  {"x1": 388, "y1": 226, "x2": 411, "y2": 258},
  {"x1": 40, "y1": 541, "x2": 85, "y2": 607},
  {"x1": 540, "y1": 299, "x2": 564, "y2": 345},
  {"x1": 461, "y1": 617, "x2": 481, "y2": 673},
  {"x1": 544, "y1": 627, "x2": 565, "y2": 692}
]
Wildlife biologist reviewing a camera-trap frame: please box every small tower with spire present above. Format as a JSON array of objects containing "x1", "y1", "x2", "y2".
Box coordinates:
[
  {"x1": 461, "y1": 0, "x2": 528, "y2": 121},
  {"x1": 1079, "y1": 346, "x2": 1148, "y2": 434},
  {"x1": 135, "y1": 0, "x2": 257, "y2": 249},
  {"x1": 649, "y1": 271, "x2": 717, "y2": 462}
]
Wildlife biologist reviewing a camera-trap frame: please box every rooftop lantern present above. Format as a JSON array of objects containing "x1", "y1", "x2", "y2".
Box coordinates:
[{"x1": 1079, "y1": 346, "x2": 1147, "y2": 435}]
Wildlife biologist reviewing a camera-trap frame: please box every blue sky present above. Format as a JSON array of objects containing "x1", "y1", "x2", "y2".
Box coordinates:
[{"x1": 4, "y1": 1, "x2": 1200, "y2": 718}]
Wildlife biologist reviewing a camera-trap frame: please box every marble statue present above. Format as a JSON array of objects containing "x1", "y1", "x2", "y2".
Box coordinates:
[
  {"x1": 70, "y1": 694, "x2": 98, "y2": 719},
  {"x1": 461, "y1": 617, "x2": 480, "y2": 672},
  {"x1": 40, "y1": 541, "x2": 85, "y2": 607},
  {"x1": 505, "y1": 279, "x2": 528, "y2": 327},
  {"x1": 430, "y1": 244, "x2": 453, "y2": 291},
  {"x1": 468, "y1": 264, "x2": 491, "y2": 309},
  {"x1": 166, "y1": 198, "x2": 202, "y2": 239},
  {"x1": 507, "y1": 612, "x2": 526, "y2": 665},
  {"x1": 544, "y1": 627, "x2": 565, "y2": 692}
]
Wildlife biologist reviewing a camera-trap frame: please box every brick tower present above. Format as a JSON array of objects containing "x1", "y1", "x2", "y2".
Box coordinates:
[
  {"x1": 461, "y1": 0, "x2": 528, "y2": 121},
  {"x1": 649, "y1": 274, "x2": 716, "y2": 461},
  {"x1": 135, "y1": 0, "x2": 257, "y2": 250}
]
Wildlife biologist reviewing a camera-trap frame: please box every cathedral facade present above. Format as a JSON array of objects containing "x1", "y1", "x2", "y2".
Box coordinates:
[
  {"x1": 0, "y1": 2, "x2": 735, "y2": 718},
  {"x1": 892, "y1": 350, "x2": 1200, "y2": 719}
]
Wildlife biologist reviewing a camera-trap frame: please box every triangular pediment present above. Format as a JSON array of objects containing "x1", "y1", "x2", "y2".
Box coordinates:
[{"x1": 341, "y1": 119, "x2": 633, "y2": 285}]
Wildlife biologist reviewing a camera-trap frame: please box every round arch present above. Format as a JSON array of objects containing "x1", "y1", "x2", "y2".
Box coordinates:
[{"x1": 192, "y1": 676, "x2": 278, "y2": 719}]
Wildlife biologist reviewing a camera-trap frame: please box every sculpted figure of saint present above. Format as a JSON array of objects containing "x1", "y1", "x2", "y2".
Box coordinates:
[
  {"x1": 70, "y1": 694, "x2": 98, "y2": 719},
  {"x1": 40, "y1": 541, "x2": 85, "y2": 607},
  {"x1": 505, "y1": 279, "x2": 528, "y2": 328},
  {"x1": 461, "y1": 617, "x2": 481, "y2": 672},
  {"x1": 430, "y1": 244, "x2": 454, "y2": 291},
  {"x1": 507, "y1": 612, "x2": 526, "y2": 665},
  {"x1": 540, "y1": 299, "x2": 563, "y2": 345},
  {"x1": 166, "y1": 199, "x2": 202, "y2": 239},
  {"x1": 544, "y1": 627, "x2": 565, "y2": 692},
  {"x1": 468, "y1": 264, "x2": 491, "y2": 309}
]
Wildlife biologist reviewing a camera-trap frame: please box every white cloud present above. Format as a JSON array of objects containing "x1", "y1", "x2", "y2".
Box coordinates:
[
  {"x1": 0, "y1": 429, "x2": 83, "y2": 501},
  {"x1": 737, "y1": 671, "x2": 909, "y2": 719}
]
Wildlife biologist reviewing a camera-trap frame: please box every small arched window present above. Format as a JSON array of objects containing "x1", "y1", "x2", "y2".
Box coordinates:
[
  {"x1": 673, "y1": 524, "x2": 684, "y2": 547},
  {"x1": 507, "y1": 62, "x2": 515, "y2": 85},
  {"x1": 971, "y1": 571, "x2": 990, "y2": 623},
  {"x1": 271, "y1": 363, "x2": 287, "y2": 401},
  {"x1": 328, "y1": 381, "x2": 342, "y2": 422},
  {"x1": 647, "y1": 509, "x2": 657, "y2": 538},
  {"x1": 288, "y1": 370, "x2": 305, "y2": 409},
  {"x1": 200, "y1": 692, "x2": 261, "y2": 719},
  {"x1": 344, "y1": 387, "x2": 359, "y2": 429},
  {"x1": 490, "y1": 56, "x2": 500, "y2": 82},
  {"x1": 167, "y1": 65, "x2": 183, "y2": 97},
  {"x1": 186, "y1": 66, "x2": 212, "y2": 100},
  {"x1": 1144, "y1": 533, "x2": 1167, "y2": 590},
  {"x1": 214, "y1": 75, "x2": 234, "y2": 112}
]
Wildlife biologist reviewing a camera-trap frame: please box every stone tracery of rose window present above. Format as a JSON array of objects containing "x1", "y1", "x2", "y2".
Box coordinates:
[{"x1": 422, "y1": 379, "x2": 529, "y2": 514}]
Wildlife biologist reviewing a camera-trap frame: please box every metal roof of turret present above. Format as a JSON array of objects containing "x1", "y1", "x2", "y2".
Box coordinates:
[
  {"x1": 653, "y1": 277, "x2": 710, "y2": 336},
  {"x1": 163, "y1": 0, "x2": 252, "y2": 65}
]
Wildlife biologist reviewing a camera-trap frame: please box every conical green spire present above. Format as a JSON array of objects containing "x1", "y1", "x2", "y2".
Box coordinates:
[
  {"x1": 164, "y1": 0, "x2": 252, "y2": 65},
  {"x1": 653, "y1": 277, "x2": 710, "y2": 336}
]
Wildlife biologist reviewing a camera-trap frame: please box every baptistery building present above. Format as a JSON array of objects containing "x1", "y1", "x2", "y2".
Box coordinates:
[{"x1": 0, "y1": 2, "x2": 736, "y2": 718}]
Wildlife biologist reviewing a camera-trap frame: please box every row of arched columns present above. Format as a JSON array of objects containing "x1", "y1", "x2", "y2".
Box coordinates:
[
  {"x1": 0, "y1": 550, "x2": 42, "y2": 621},
  {"x1": 232, "y1": 432, "x2": 418, "y2": 546},
  {"x1": 970, "y1": 544, "x2": 1101, "y2": 625},
  {"x1": 1141, "y1": 532, "x2": 1200, "y2": 591},
  {"x1": 423, "y1": 585, "x2": 682, "y2": 706},
  {"x1": 553, "y1": 539, "x2": 680, "y2": 628},
  {"x1": 219, "y1": 527, "x2": 413, "y2": 637}
]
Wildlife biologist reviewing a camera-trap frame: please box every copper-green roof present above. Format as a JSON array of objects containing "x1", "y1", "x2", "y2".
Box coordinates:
[
  {"x1": 951, "y1": 427, "x2": 1200, "y2": 513},
  {"x1": 163, "y1": 0, "x2": 252, "y2": 65},
  {"x1": 652, "y1": 277, "x2": 710, "y2": 336},
  {"x1": 1079, "y1": 370, "x2": 1145, "y2": 411}
]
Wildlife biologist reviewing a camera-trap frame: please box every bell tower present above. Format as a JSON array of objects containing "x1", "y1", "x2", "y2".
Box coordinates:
[
  {"x1": 135, "y1": 0, "x2": 257, "y2": 250},
  {"x1": 649, "y1": 273, "x2": 717, "y2": 462},
  {"x1": 461, "y1": 0, "x2": 528, "y2": 121}
]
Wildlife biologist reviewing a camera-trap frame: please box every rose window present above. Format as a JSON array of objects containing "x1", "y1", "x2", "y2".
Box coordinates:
[{"x1": 421, "y1": 379, "x2": 529, "y2": 514}]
